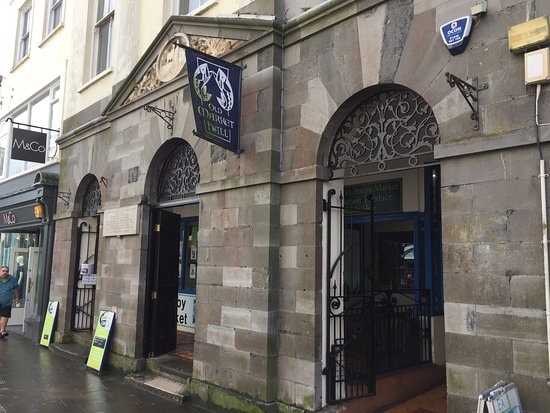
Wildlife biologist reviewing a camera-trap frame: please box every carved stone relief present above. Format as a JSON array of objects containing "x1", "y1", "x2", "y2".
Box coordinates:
[{"x1": 123, "y1": 35, "x2": 244, "y2": 105}]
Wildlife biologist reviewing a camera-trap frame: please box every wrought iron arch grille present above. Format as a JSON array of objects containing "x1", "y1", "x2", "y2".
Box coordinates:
[
  {"x1": 82, "y1": 178, "x2": 101, "y2": 217},
  {"x1": 157, "y1": 143, "x2": 200, "y2": 201},
  {"x1": 328, "y1": 90, "x2": 440, "y2": 177}
]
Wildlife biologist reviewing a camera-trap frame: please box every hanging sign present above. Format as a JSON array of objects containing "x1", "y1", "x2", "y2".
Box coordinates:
[
  {"x1": 40, "y1": 301, "x2": 58, "y2": 347},
  {"x1": 184, "y1": 45, "x2": 242, "y2": 153},
  {"x1": 11, "y1": 128, "x2": 47, "y2": 163},
  {"x1": 86, "y1": 310, "x2": 115, "y2": 373},
  {"x1": 440, "y1": 16, "x2": 474, "y2": 55}
]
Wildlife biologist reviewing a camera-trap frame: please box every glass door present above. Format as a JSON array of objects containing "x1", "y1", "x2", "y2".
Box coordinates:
[
  {"x1": 9, "y1": 248, "x2": 29, "y2": 327},
  {"x1": 24, "y1": 247, "x2": 40, "y2": 329}
]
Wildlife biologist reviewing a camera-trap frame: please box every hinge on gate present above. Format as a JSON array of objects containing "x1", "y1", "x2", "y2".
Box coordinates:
[
  {"x1": 154, "y1": 224, "x2": 161, "y2": 232},
  {"x1": 151, "y1": 291, "x2": 157, "y2": 300}
]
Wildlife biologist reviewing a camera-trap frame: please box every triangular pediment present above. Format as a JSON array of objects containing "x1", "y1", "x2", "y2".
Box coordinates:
[{"x1": 104, "y1": 15, "x2": 274, "y2": 114}]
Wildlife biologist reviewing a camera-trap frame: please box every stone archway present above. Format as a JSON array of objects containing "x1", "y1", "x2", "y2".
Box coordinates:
[{"x1": 320, "y1": 86, "x2": 445, "y2": 405}]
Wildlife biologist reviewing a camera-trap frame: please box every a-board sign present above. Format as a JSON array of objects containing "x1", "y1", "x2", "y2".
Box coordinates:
[
  {"x1": 86, "y1": 310, "x2": 115, "y2": 373},
  {"x1": 476, "y1": 381, "x2": 523, "y2": 413},
  {"x1": 40, "y1": 301, "x2": 58, "y2": 347}
]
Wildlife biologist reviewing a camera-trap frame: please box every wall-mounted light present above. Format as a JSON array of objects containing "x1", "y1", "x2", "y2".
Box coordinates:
[{"x1": 34, "y1": 203, "x2": 43, "y2": 219}]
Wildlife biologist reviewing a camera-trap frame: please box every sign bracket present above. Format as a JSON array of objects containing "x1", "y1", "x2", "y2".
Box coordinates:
[
  {"x1": 57, "y1": 190, "x2": 71, "y2": 207},
  {"x1": 143, "y1": 104, "x2": 176, "y2": 130},
  {"x1": 5, "y1": 117, "x2": 60, "y2": 133},
  {"x1": 446, "y1": 72, "x2": 488, "y2": 131}
]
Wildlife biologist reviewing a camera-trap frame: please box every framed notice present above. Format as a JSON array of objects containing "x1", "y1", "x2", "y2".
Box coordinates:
[
  {"x1": 40, "y1": 301, "x2": 58, "y2": 347},
  {"x1": 86, "y1": 310, "x2": 115, "y2": 373}
]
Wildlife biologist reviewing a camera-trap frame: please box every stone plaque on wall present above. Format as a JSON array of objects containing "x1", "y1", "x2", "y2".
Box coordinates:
[{"x1": 102, "y1": 205, "x2": 140, "y2": 237}]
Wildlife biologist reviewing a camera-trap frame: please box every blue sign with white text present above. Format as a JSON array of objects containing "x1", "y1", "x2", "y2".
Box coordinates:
[
  {"x1": 185, "y1": 47, "x2": 242, "y2": 153},
  {"x1": 439, "y1": 16, "x2": 473, "y2": 55}
]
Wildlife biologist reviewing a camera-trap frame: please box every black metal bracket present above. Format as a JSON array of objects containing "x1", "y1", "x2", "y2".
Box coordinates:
[
  {"x1": 143, "y1": 105, "x2": 176, "y2": 130},
  {"x1": 445, "y1": 72, "x2": 488, "y2": 131},
  {"x1": 57, "y1": 190, "x2": 71, "y2": 207}
]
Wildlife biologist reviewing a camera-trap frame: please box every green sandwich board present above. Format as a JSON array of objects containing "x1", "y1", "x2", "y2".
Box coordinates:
[
  {"x1": 40, "y1": 301, "x2": 58, "y2": 347},
  {"x1": 86, "y1": 310, "x2": 115, "y2": 373}
]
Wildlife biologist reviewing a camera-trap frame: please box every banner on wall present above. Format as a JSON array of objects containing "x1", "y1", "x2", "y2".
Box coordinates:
[
  {"x1": 182, "y1": 45, "x2": 242, "y2": 154},
  {"x1": 40, "y1": 301, "x2": 58, "y2": 347},
  {"x1": 86, "y1": 310, "x2": 115, "y2": 373}
]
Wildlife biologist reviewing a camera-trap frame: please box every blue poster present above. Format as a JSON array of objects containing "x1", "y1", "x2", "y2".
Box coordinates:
[{"x1": 184, "y1": 46, "x2": 242, "y2": 153}]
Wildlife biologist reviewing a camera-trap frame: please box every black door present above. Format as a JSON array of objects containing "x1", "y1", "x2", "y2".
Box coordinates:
[{"x1": 149, "y1": 209, "x2": 180, "y2": 357}]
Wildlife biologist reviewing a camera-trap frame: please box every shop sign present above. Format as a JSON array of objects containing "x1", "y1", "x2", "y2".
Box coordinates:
[
  {"x1": 177, "y1": 293, "x2": 195, "y2": 328},
  {"x1": 11, "y1": 128, "x2": 47, "y2": 163},
  {"x1": 0, "y1": 204, "x2": 41, "y2": 229},
  {"x1": 185, "y1": 46, "x2": 242, "y2": 153},
  {"x1": 40, "y1": 301, "x2": 58, "y2": 347},
  {"x1": 87, "y1": 310, "x2": 115, "y2": 373},
  {"x1": 439, "y1": 16, "x2": 473, "y2": 56},
  {"x1": 344, "y1": 179, "x2": 402, "y2": 214}
]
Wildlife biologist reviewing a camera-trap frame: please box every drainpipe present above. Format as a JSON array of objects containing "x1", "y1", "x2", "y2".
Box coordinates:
[{"x1": 534, "y1": 83, "x2": 550, "y2": 385}]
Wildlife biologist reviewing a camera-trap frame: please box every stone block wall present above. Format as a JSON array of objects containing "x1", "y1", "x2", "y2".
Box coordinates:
[{"x1": 441, "y1": 147, "x2": 550, "y2": 411}]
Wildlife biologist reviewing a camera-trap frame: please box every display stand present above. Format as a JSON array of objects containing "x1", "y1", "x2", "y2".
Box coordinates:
[
  {"x1": 40, "y1": 301, "x2": 58, "y2": 347},
  {"x1": 476, "y1": 381, "x2": 523, "y2": 413},
  {"x1": 86, "y1": 310, "x2": 115, "y2": 374}
]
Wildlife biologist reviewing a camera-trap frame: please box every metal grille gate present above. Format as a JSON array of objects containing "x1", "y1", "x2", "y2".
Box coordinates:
[
  {"x1": 71, "y1": 178, "x2": 101, "y2": 331},
  {"x1": 323, "y1": 189, "x2": 432, "y2": 404}
]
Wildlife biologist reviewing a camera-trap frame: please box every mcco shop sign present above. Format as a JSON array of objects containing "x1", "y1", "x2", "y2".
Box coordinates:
[
  {"x1": 0, "y1": 204, "x2": 42, "y2": 229},
  {"x1": 11, "y1": 128, "x2": 47, "y2": 163}
]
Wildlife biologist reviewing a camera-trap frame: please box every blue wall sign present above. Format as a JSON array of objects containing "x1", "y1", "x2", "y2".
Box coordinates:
[
  {"x1": 184, "y1": 46, "x2": 242, "y2": 153},
  {"x1": 439, "y1": 16, "x2": 474, "y2": 55}
]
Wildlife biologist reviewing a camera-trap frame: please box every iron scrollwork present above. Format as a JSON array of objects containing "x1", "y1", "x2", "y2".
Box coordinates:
[
  {"x1": 328, "y1": 90, "x2": 440, "y2": 177},
  {"x1": 82, "y1": 178, "x2": 101, "y2": 216},
  {"x1": 158, "y1": 143, "x2": 200, "y2": 201}
]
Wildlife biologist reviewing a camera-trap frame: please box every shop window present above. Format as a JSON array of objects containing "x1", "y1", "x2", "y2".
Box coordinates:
[
  {"x1": 93, "y1": 0, "x2": 115, "y2": 76},
  {"x1": 179, "y1": 218, "x2": 198, "y2": 292},
  {"x1": 2, "y1": 82, "x2": 61, "y2": 177}
]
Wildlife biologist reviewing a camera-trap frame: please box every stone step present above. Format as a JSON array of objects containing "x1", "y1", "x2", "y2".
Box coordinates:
[
  {"x1": 49, "y1": 341, "x2": 89, "y2": 364},
  {"x1": 126, "y1": 371, "x2": 189, "y2": 404}
]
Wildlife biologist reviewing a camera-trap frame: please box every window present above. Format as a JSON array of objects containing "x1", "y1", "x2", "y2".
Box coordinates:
[
  {"x1": 1, "y1": 83, "x2": 61, "y2": 178},
  {"x1": 17, "y1": 4, "x2": 32, "y2": 62},
  {"x1": 47, "y1": 0, "x2": 63, "y2": 34},
  {"x1": 174, "y1": 0, "x2": 213, "y2": 15},
  {"x1": 93, "y1": 0, "x2": 115, "y2": 76}
]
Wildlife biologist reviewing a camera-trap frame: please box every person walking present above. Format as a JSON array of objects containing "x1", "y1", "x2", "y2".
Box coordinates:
[{"x1": 0, "y1": 265, "x2": 20, "y2": 338}]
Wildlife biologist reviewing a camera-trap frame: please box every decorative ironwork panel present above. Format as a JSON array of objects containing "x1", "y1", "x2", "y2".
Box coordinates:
[
  {"x1": 82, "y1": 178, "x2": 101, "y2": 217},
  {"x1": 329, "y1": 90, "x2": 440, "y2": 177},
  {"x1": 158, "y1": 143, "x2": 200, "y2": 201}
]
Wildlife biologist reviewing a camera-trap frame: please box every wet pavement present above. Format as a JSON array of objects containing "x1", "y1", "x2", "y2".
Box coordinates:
[{"x1": 0, "y1": 329, "x2": 215, "y2": 413}]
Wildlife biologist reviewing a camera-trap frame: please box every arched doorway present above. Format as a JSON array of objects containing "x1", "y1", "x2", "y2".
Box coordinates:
[
  {"x1": 71, "y1": 175, "x2": 101, "y2": 332},
  {"x1": 144, "y1": 139, "x2": 200, "y2": 359},
  {"x1": 322, "y1": 87, "x2": 444, "y2": 404}
]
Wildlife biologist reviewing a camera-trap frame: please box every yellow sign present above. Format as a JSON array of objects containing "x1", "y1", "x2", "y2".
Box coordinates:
[
  {"x1": 40, "y1": 301, "x2": 58, "y2": 347},
  {"x1": 86, "y1": 310, "x2": 115, "y2": 372},
  {"x1": 508, "y1": 16, "x2": 550, "y2": 54}
]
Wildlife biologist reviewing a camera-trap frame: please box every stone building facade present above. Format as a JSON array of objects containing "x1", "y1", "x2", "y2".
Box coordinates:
[{"x1": 50, "y1": 0, "x2": 550, "y2": 412}]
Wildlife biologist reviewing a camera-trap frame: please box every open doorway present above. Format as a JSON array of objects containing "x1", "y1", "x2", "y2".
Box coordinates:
[{"x1": 146, "y1": 202, "x2": 198, "y2": 361}]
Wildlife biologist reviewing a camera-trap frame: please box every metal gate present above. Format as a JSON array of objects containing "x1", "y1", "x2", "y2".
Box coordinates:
[
  {"x1": 71, "y1": 220, "x2": 98, "y2": 331},
  {"x1": 71, "y1": 177, "x2": 101, "y2": 331},
  {"x1": 323, "y1": 188, "x2": 432, "y2": 404}
]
